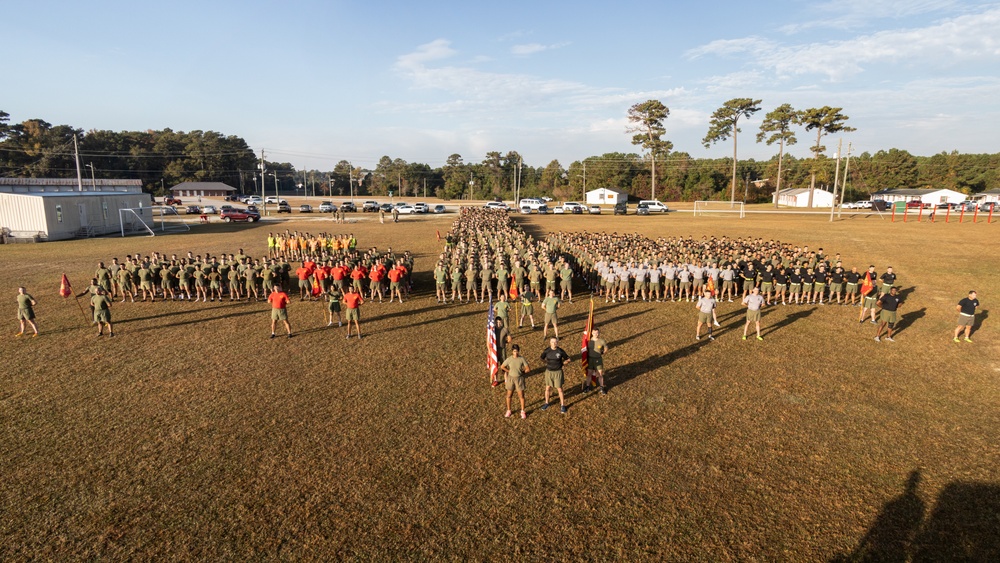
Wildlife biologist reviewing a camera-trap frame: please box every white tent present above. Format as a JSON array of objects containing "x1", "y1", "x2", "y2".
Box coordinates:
[{"x1": 776, "y1": 187, "x2": 834, "y2": 208}]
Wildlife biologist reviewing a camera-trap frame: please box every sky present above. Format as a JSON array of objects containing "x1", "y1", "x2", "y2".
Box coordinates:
[{"x1": 5, "y1": 0, "x2": 999, "y2": 171}]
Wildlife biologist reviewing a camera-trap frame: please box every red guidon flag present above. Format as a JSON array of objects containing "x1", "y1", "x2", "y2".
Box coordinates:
[
  {"x1": 311, "y1": 276, "x2": 322, "y2": 296},
  {"x1": 60, "y1": 273, "x2": 72, "y2": 297},
  {"x1": 509, "y1": 275, "x2": 519, "y2": 300},
  {"x1": 581, "y1": 298, "x2": 594, "y2": 386},
  {"x1": 706, "y1": 275, "x2": 716, "y2": 297},
  {"x1": 861, "y1": 272, "x2": 874, "y2": 297}
]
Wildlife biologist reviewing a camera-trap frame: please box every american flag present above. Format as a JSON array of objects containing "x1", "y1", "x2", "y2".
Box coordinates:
[{"x1": 486, "y1": 297, "x2": 499, "y2": 382}]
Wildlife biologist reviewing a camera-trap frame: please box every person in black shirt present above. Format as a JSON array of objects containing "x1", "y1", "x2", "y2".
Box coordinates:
[
  {"x1": 540, "y1": 337, "x2": 571, "y2": 414},
  {"x1": 789, "y1": 267, "x2": 803, "y2": 305},
  {"x1": 759, "y1": 264, "x2": 775, "y2": 305},
  {"x1": 801, "y1": 269, "x2": 815, "y2": 304},
  {"x1": 880, "y1": 266, "x2": 897, "y2": 295},
  {"x1": 773, "y1": 268, "x2": 788, "y2": 306},
  {"x1": 830, "y1": 264, "x2": 845, "y2": 305},
  {"x1": 953, "y1": 290, "x2": 980, "y2": 343},
  {"x1": 845, "y1": 267, "x2": 861, "y2": 306},
  {"x1": 875, "y1": 286, "x2": 902, "y2": 342}
]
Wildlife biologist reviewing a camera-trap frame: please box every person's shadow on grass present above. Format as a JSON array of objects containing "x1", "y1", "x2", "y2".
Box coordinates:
[
  {"x1": 893, "y1": 307, "x2": 926, "y2": 336},
  {"x1": 972, "y1": 308, "x2": 988, "y2": 338},
  {"x1": 760, "y1": 307, "x2": 816, "y2": 338},
  {"x1": 832, "y1": 469, "x2": 926, "y2": 563}
]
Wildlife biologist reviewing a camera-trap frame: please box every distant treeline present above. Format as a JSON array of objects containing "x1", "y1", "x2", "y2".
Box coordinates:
[{"x1": 1, "y1": 111, "x2": 996, "y2": 202}]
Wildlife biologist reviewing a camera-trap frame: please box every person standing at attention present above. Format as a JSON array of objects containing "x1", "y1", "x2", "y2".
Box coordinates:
[
  {"x1": 742, "y1": 286, "x2": 765, "y2": 341},
  {"x1": 267, "y1": 285, "x2": 292, "y2": 339},
  {"x1": 500, "y1": 344, "x2": 530, "y2": 419},
  {"x1": 540, "y1": 337, "x2": 571, "y2": 414}
]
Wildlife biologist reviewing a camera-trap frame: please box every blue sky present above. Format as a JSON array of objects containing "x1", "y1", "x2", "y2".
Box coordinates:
[{"x1": 6, "y1": 0, "x2": 999, "y2": 170}]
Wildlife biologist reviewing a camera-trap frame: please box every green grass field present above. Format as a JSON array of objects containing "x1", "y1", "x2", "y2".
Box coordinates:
[{"x1": 1, "y1": 211, "x2": 997, "y2": 560}]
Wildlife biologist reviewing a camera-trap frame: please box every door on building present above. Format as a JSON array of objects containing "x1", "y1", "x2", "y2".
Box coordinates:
[{"x1": 78, "y1": 203, "x2": 88, "y2": 227}]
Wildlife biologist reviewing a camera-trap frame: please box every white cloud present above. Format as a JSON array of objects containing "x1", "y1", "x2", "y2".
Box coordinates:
[
  {"x1": 688, "y1": 7, "x2": 1000, "y2": 81},
  {"x1": 394, "y1": 39, "x2": 456, "y2": 71},
  {"x1": 780, "y1": 0, "x2": 961, "y2": 33},
  {"x1": 510, "y1": 42, "x2": 570, "y2": 56}
]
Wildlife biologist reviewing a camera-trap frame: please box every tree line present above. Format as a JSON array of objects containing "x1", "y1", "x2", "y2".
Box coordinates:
[{"x1": 1, "y1": 109, "x2": 996, "y2": 203}]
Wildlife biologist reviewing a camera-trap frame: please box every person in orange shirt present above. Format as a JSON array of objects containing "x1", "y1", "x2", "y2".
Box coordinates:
[
  {"x1": 267, "y1": 285, "x2": 292, "y2": 338},
  {"x1": 343, "y1": 286, "x2": 364, "y2": 339},
  {"x1": 387, "y1": 266, "x2": 405, "y2": 303},
  {"x1": 313, "y1": 262, "x2": 329, "y2": 294},
  {"x1": 350, "y1": 265, "x2": 367, "y2": 293},
  {"x1": 295, "y1": 262, "x2": 313, "y2": 301},
  {"x1": 330, "y1": 262, "x2": 347, "y2": 292},
  {"x1": 368, "y1": 265, "x2": 385, "y2": 302}
]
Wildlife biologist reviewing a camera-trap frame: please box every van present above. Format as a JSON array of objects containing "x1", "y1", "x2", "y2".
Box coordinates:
[
  {"x1": 638, "y1": 200, "x2": 669, "y2": 212},
  {"x1": 518, "y1": 198, "x2": 546, "y2": 210}
]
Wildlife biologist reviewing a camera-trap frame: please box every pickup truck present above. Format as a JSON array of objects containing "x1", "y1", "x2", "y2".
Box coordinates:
[{"x1": 164, "y1": 197, "x2": 182, "y2": 206}]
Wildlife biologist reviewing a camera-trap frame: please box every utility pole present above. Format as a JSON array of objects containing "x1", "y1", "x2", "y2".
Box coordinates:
[
  {"x1": 582, "y1": 162, "x2": 587, "y2": 202},
  {"x1": 73, "y1": 134, "x2": 84, "y2": 192},
  {"x1": 259, "y1": 149, "x2": 267, "y2": 215},
  {"x1": 86, "y1": 163, "x2": 97, "y2": 191},
  {"x1": 423, "y1": 177, "x2": 427, "y2": 198},
  {"x1": 273, "y1": 171, "x2": 279, "y2": 205},
  {"x1": 838, "y1": 142, "x2": 852, "y2": 219},
  {"x1": 830, "y1": 138, "x2": 842, "y2": 222}
]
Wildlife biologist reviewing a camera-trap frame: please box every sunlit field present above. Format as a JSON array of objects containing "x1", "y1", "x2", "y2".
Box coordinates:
[{"x1": 1, "y1": 209, "x2": 997, "y2": 560}]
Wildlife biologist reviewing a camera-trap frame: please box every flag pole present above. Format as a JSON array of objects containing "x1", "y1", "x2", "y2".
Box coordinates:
[{"x1": 72, "y1": 294, "x2": 89, "y2": 324}]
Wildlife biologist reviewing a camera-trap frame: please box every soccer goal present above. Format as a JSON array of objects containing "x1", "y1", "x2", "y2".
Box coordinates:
[
  {"x1": 119, "y1": 206, "x2": 191, "y2": 237},
  {"x1": 693, "y1": 200, "x2": 746, "y2": 218}
]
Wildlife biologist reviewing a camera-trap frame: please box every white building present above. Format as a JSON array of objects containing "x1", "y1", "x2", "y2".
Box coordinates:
[
  {"x1": 972, "y1": 188, "x2": 1000, "y2": 203},
  {"x1": 0, "y1": 178, "x2": 150, "y2": 241},
  {"x1": 585, "y1": 187, "x2": 628, "y2": 205},
  {"x1": 776, "y1": 187, "x2": 834, "y2": 208},
  {"x1": 871, "y1": 188, "x2": 965, "y2": 205},
  {"x1": 170, "y1": 181, "x2": 237, "y2": 199}
]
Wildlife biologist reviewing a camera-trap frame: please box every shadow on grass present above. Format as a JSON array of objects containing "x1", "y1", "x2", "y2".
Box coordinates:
[
  {"x1": 832, "y1": 469, "x2": 1000, "y2": 562},
  {"x1": 116, "y1": 301, "x2": 253, "y2": 324},
  {"x1": 760, "y1": 306, "x2": 817, "y2": 338},
  {"x1": 894, "y1": 307, "x2": 926, "y2": 335},
  {"x1": 972, "y1": 308, "x2": 988, "y2": 337},
  {"x1": 129, "y1": 309, "x2": 261, "y2": 332}
]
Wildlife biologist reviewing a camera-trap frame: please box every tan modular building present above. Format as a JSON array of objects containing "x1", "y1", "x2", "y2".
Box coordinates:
[
  {"x1": 0, "y1": 178, "x2": 150, "y2": 241},
  {"x1": 170, "y1": 182, "x2": 237, "y2": 198}
]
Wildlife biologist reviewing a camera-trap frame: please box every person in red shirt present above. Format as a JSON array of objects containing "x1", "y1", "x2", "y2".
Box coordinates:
[
  {"x1": 387, "y1": 266, "x2": 405, "y2": 303},
  {"x1": 350, "y1": 265, "x2": 367, "y2": 293},
  {"x1": 343, "y1": 286, "x2": 364, "y2": 339},
  {"x1": 368, "y1": 266, "x2": 385, "y2": 302},
  {"x1": 313, "y1": 264, "x2": 328, "y2": 295},
  {"x1": 295, "y1": 262, "x2": 313, "y2": 301},
  {"x1": 330, "y1": 263, "x2": 347, "y2": 292},
  {"x1": 267, "y1": 285, "x2": 292, "y2": 338}
]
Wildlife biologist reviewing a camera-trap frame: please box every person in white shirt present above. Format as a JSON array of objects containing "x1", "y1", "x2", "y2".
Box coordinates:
[{"x1": 742, "y1": 286, "x2": 766, "y2": 341}]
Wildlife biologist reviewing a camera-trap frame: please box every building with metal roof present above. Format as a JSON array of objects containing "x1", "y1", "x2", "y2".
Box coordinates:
[{"x1": 169, "y1": 182, "x2": 237, "y2": 198}]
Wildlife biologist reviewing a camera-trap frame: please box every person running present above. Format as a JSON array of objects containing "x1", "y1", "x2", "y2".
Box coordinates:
[
  {"x1": 15, "y1": 287, "x2": 39, "y2": 337},
  {"x1": 326, "y1": 284, "x2": 343, "y2": 327},
  {"x1": 584, "y1": 327, "x2": 609, "y2": 394},
  {"x1": 742, "y1": 286, "x2": 765, "y2": 341},
  {"x1": 267, "y1": 285, "x2": 292, "y2": 339},
  {"x1": 92, "y1": 287, "x2": 114, "y2": 337},
  {"x1": 540, "y1": 336, "x2": 571, "y2": 414},
  {"x1": 953, "y1": 290, "x2": 979, "y2": 343},
  {"x1": 343, "y1": 286, "x2": 364, "y2": 339},
  {"x1": 541, "y1": 290, "x2": 561, "y2": 340},
  {"x1": 695, "y1": 288, "x2": 718, "y2": 341},
  {"x1": 874, "y1": 286, "x2": 901, "y2": 342},
  {"x1": 500, "y1": 344, "x2": 529, "y2": 419}
]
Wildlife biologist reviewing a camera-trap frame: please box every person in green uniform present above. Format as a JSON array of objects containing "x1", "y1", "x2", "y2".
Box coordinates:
[
  {"x1": 479, "y1": 262, "x2": 494, "y2": 304},
  {"x1": 584, "y1": 327, "x2": 608, "y2": 394},
  {"x1": 15, "y1": 287, "x2": 39, "y2": 337},
  {"x1": 542, "y1": 290, "x2": 561, "y2": 340},
  {"x1": 208, "y1": 266, "x2": 223, "y2": 302},
  {"x1": 76, "y1": 278, "x2": 101, "y2": 322},
  {"x1": 450, "y1": 263, "x2": 463, "y2": 303},
  {"x1": 92, "y1": 287, "x2": 114, "y2": 337},
  {"x1": 500, "y1": 344, "x2": 530, "y2": 419},
  {"x1": 559, "y1": 263, "x2": 574, "y2": 303},
  {"x1": 495, "y1": 317, "x2": 511, "y2": 366},
  {"x1": 434, "y1": 262, "x2": 448, "y2": 303},
  {"x1": 117, "y1": 266, "x2": 135, "y2": 303},
  {"x1": 464, "y1": 262, "x2": 478, "y2": 303},
  {"x1": 519, "y1": 288, "x2": 537, "y2": 329},
  {"x1": 326, "y1": 284, "x2": 343, "y2": 327},
  {"x1": 493, "y1": 293, "x2": 510, "y2": 327}
]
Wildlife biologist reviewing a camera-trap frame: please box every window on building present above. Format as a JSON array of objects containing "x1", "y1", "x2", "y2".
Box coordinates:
[
  {"x1": 56, "y1": 205, "x2": 63, "y2": 222},
  {"x1": 102, "y1": 202, "x2": 109, "y2": 222}
]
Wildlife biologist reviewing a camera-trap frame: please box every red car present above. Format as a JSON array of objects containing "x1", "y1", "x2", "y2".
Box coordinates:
[
  {"x1": 220, "y1": 208, "x2": 261, "y2": 223},
  {"x1": 164, "y1": 196, "x2": 182, "y2": 206},
  {"x1": 905, "y1": 200, "x2": 929, "y2": 209}
]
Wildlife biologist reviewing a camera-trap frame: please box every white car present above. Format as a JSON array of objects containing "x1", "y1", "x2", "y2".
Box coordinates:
[
  {"x1": 518, "y1": 198, "x2": 546, "y2": 210},
  {"x1": 396, "y1": 204, "x2": 417, "y2": 214},
  {"x1": 245, "y1": 196, "x2": 263, "y2": 205},
  {"x1": 484, "y1": 201, "x2": 509, "y2": 211},
  {"x1": 588, "y1": 205, "x2": 602, "y2": 214},
  {"x1": 638, "y1": 200, "x2": 669, "y2": 212},
  {"x1": 519, "y1": 206, "x2": 532, "y2": 214},
  {"x1": 202, "y1": 205, "x2": 218, "y2": 214},
  {"x1": 553, "y1": 206, "x2": 565, "y2": 214},
  {"x1": 413, "y1": 202, "x2": 429, "y2": 213},
  {"x1": 264, "y1": 196, "x2": 279, "y2": 204},
  {"x1": 562, "y1": 201, "x2": 586, "y2": 213}
]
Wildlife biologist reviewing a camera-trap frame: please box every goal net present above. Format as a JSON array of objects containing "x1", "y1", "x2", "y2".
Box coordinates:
[
  {"x1": 693, "y1": 200, "x2": 746, "y2": 218},
  {"x1": 119, "y1": 206, "x2": 192, "y2": 237}
]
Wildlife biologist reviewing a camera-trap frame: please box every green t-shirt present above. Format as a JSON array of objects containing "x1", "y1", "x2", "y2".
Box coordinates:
[
  {"x1": 560, "y1": 267, "x2": 573, "y2": 281},
  {"x1": 501, "y1": 356, "x2": 528, "y2": 378},
  {"x1": 17, "y1": 294, "x2": 34, "y2": 310},
  {"x1": 494, "y1": 301, "x2": 509, "y2": 318},
  {"x1": 543, "y1": 296, "x2": 560, "y2": 314},
  {"x1": 588, "y1": 337, "x2": 607, "y2": 359}
]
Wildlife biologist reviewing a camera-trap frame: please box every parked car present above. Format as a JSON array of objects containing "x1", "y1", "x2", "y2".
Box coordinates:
[
  {"x1": 978, "y1": 201, "x2": 997, "y2": 212},
  {"x1": 485, "y1": 201, "x2": 509, "y2": 211},
  {"x1": 518, "y1": 198, "x2": 546, "y2": 210},
  {"x1": 277, "y1": 201, "x2": 291, "y2": 213},
  {"x1": 433, "y1": 204, "x2": 446, "y2": 214},
  {"x1": 537, "y1": 205, "x2": 549, "y2": 214},
  {"x1": 562, "y1": 201, "x2": 586, "y2": 213},
  {"x1": 340, "y1": 202, "x2": 357, "y2": 212},
  {"x1": 570, "y1": 206, "x2": 584, "y2": 215},
  {"x1": 636, "y1": 203, "x2": 650, "y2": 215},
  {"x1": 519, "y1": 206, "x2": 532, "y2": 214},
  {"x1": 380, "y1": 203, "x2": 394, "y2": 213},
  {"x1": 413, "y1": 202, "x2": 430, "y2": 213},
  {"x1": 614, "y1": 202, "x2": 628, "y2": 215},
  {"x1": 159, "y1": 206, "x2": 179, "y2": 215},
  {"x1": 225, "y1": 195, "x2": 240, "y2": 202},
  {"x1": 245, "y1": 196, "x2": 262, "y2": 206},
  {"x1": 841, "y1": 201, "x2": 864, "y2": 209},
  {"x1": 906, "y1": 200, "x2": 929, "y2": 209},
  {"x1": 638, "y1": 199, "x2": 669, "y2": 212},
  {"x1": 220, "y1": 205, "x2": 234, "y2": 213},
  {"x1": 362, "y1": 201, "x2": 380, "y2": 212},
  {"x1": 553, "y1": 206, "x2": 565, "y2": 214},
  {"x1": 220, "y1": 207, "x2": 260, "y2": 223},
  {"x1": 958, "y1": 201, "x2": 977, "y2": 212},
  {"x1": 185, "y1": 205, "x2": 202, "y2": 214},
  {"x1": 264, "y1": 196, "x2": 279, "y2": 204},
  {"x1": 318, "y1": 201, "x2": 335, "y2": 213},
  {"x1": 396, "y1": 204, "x2": 417, "y2": 214},
  {"x1": 588, "y1": 205, "x2": 602, "y2": 214},
  {"x1": 936, "y1": 202, "x2": 959, "y2": 210},
  {"x1": 202, "y1": 205, "x2": 218, "y2": 214},
  {"x1": 299, "y1": 204, "x2": 313, "y2": 213},
  {"x1": 246, "y1": 204, "x2": 259, "y2": 213},
  {"x1": 164, "y1": 197, "x2": 182, "y2": 206}
]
